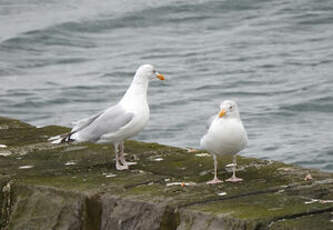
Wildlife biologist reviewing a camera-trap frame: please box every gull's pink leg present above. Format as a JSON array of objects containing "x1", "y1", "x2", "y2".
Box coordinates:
[
  {"x1": 226, "y1": 155, "x2": 243, "y2": 182},
  {"x1": 207, "y1": 154, "x2": 223, "y2": 184},
  {"x1": 119, "y1": 142, "x2": 137, "y2": 166},
  {"x1": 114, "y1": 143, "x2": 128, "y2": 170}
]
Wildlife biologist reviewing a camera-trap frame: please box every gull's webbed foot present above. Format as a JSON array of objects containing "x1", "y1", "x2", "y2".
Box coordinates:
[
  {"x1": 207, "y1": 177, "x2": 223, "y2": 184},
  {"x1": 120, "y1": 155, "x2": 137, "y2": 166},
  {"x1": 226, "y1": 175, "x2": 243, "y2": 183},
  {"x1": 115, "y1": 162, "x2": 129, "y2": 171}
]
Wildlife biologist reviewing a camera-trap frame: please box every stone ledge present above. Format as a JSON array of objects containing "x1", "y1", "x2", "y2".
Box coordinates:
[{"x1": 0, "y1": 116, "x2": 332, "y2": 230}]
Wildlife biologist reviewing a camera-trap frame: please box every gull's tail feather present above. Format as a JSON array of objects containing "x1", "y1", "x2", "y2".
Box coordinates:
[{"x1": 48, "y1": 132, "x2": 76, "y2": 144}]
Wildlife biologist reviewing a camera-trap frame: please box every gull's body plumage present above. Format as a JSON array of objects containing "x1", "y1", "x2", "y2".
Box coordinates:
[
  {"x1": 200, "y1": 100, "x2": 248, "y2": 184},
  {"x1": 201, "y1": 117, "x2": 247, "y2": 156},
  {"x1": 50, "y1": 64, "x2": 164, "y2": 170}
]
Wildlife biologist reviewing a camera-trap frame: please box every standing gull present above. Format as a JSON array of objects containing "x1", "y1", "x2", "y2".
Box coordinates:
[
  {"x1": 50, "y1": 64, "x2": 165, "y2": 170},
  {"x1": 200, "y1": 100, "x2": 248, "y2": 184}
]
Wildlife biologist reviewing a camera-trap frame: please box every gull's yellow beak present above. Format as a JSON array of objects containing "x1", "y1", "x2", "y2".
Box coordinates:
[
  {"x1": 156, "y1": 73, "x2": 165, "y2": 80},
  {"x1": 219, "y1": 109, "x2": 226, "y2": 118}
]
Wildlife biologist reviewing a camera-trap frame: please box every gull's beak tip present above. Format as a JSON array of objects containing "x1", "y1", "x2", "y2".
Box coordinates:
[{"x1": 156, "y1": 73, "x2": 165, "y2": 80}]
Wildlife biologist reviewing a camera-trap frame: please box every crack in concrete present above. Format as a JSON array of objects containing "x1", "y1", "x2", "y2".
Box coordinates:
[
  {"x1": 177, "y1": 179, "x2": 333, "y2": 209},
  {"x1": 0, "y1": 180, "x2": 14, "y2": 229},
  {"x1": 267, "y1": 206, "x2": 333, "y2": 228}
]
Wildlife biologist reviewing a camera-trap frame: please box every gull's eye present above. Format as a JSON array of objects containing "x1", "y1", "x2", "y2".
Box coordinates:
[
  {"x1": 153, "y1": 70, "x2": 156, "y2": 74},
  {"x1": 229, "y1": 105, "x2": 233, "y2": 110}
]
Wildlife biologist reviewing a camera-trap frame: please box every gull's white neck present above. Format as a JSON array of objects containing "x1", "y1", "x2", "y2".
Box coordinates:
[{"x1": 119, "y1": 72, "x2": 149, "y2": 108}]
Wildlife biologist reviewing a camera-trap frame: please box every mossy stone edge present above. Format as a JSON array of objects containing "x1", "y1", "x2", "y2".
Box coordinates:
[{"x1": 0, "y1": 117, "x2": 332, "y2": 230}]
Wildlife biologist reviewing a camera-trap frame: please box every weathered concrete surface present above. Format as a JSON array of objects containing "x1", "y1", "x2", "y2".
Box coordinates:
[{"x1": 0, "y1": 116, "x2": 332, "y2": 230}]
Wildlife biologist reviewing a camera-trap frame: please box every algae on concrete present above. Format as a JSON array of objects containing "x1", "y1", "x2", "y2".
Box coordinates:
[{"x1": 0, "y1": 116, "x2": 332, "y2": 230}]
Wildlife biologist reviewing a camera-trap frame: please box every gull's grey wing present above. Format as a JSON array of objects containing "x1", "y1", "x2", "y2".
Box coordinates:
[
  {"x1": 71, "y1": 110, "x2": 105, "y2": 133},
  {"x1": 49, "y1": 111, "x2": 105, "y2": 144},
  {"x1": 75, "y1": 104, "x2": 134, "y2": 142}
]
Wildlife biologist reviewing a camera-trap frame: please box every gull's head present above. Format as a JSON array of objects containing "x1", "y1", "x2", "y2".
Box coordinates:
[
  {"x1": 136, "y1": 64, "x2": 165, "y2": 81},
  {"x1": 218, "y1": 100, "x2": 240, "y2": 119}
]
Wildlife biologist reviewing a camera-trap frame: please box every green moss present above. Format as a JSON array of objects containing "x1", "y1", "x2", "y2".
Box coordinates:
[
  {"x1": 189, "y1": 191, "x2": 333, "y2": 228},
  {"x1": 0, "y1": 116, "x2": 333, "y2": 230},
  {"x1": 0, "y1": 117, "x2": 33, "y2": 129},
  {"x1": 84, "y1": 195, "x2": 102, "y2": 230},
  {"x1": 0, "y1": 120, "x2": 69, "y2": 147},
  {"x1": 159, "y1": 206, "x2": 180, "y2": 230},
  {"x1": 270, "y1": 212, "x2": 333, "y2": 230}
]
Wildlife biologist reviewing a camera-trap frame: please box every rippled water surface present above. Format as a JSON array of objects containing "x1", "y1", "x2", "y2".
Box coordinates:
[{"x1": 1, "y1": 0, "x2": 332, "y2": 172}]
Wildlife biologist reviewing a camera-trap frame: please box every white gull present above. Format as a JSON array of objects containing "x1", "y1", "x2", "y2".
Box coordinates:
[
  {"x1": 200, "y1": 100, "x2": 248, "y2": 184},
  {"x1": 50, "y1": 64, "x2": 164, "y2": 170}
]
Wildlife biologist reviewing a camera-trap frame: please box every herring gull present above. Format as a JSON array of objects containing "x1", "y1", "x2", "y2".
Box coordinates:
[
  {"x1": 50, "y1": 64, "x2": 165, "y2": 170},
  {"x1": 200, "y1": 100, "x2": 248, "y2": 184}
]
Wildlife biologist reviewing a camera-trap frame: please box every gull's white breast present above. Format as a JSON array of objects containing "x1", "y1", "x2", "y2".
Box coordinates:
[{"x1": 201, "y1": 118, "x2": 247, "y2": 156}]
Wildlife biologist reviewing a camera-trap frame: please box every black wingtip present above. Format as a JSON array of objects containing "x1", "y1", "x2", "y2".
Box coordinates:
[{"x1": 60, "y1": 132, "x2": 76, "y2": 143}]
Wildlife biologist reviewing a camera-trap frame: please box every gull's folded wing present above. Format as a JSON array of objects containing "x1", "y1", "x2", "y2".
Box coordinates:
[
  {"x1": 75, "y1": 104, "x2": 134, "y2": 142},
  {"x1": 72, "y1": 110, "x2": 105, "y2": 133}
]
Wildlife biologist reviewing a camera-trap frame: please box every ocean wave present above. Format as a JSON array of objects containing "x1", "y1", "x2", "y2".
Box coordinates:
[{"x1": 279, "y1": 96, "x2": 333, "y2": 113}]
